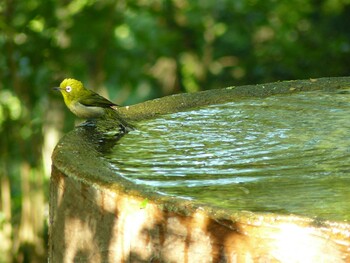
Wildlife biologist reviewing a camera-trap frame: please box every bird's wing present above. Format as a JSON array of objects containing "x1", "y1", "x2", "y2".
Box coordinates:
[{"x1": 79, "y1": 92, "x2": 118, "y2": 108}]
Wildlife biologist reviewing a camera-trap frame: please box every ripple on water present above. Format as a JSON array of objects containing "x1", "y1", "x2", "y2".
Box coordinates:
[{"x1": 104, "y1": 89, "x2": 350, "y2": 221}]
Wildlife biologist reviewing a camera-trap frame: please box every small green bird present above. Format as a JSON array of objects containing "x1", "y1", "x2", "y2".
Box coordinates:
[{"x1": 55, "y1": 78, "x2": 133, "y2": 131}]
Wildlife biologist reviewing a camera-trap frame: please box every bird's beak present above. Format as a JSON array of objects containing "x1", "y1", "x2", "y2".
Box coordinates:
[{"x1": 53, "y1": 87, "x2": 61, "y2": 91}]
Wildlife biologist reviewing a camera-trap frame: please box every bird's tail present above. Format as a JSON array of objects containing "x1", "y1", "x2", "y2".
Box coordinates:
[{"x1": 105, "y1": 108, "x2": 135, "y2": 133}]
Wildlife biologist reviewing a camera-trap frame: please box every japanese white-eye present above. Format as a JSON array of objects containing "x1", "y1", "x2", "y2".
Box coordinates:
[{"x1": 55, "y1": 78, "x2": 133, "y2": 131}]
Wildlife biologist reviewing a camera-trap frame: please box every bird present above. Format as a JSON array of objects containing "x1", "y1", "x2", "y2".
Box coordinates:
[{"x1": 54, "y1": 78, "x2": 133, "y2": 131}]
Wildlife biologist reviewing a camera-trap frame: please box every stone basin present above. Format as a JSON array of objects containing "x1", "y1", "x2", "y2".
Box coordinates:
[{"x1": 50, "y1": 77, "x2": 350, "y2": 263}]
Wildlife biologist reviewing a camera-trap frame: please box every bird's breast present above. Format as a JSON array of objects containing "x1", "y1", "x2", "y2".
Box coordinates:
[{"x1": 69, "y1": 101, "x2": 106, "y2": 118}]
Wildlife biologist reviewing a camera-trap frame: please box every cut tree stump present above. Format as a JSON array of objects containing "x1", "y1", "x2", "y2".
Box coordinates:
[{"x1": 50, "y1": 77, "x2": 350, "y2": 263}]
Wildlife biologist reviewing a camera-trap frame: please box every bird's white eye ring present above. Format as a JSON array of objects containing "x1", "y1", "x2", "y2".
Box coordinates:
[{"x1": 66, "y1": 86, "x2": 72, "y2": 92}]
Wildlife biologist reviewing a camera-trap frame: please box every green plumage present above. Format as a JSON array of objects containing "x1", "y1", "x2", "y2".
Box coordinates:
[
  {"x1": 79, "y1": 92, "x2": 117, "y2": 108},
  {"x1": 56, "y1": 78, "x2": 133, "y2": 132}
]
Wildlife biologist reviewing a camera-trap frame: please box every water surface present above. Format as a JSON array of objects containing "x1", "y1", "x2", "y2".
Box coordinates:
[{"x1": 105, "y1": 89, "x2": 350, "y2": 221}]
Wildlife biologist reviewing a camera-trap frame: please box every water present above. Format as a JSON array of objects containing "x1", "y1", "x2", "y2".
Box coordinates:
[{"x1": 104, "y1": 89, "x2": 350, "y2": 221}]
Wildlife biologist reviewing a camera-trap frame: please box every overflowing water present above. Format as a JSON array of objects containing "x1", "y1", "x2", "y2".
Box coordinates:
[{"x1": 104, "y1": 89, "x2": 350, "y2": 221}]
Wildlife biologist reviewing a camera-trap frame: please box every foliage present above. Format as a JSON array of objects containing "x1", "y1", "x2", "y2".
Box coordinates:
[{"x1": 0, "y1": 0, "x2": 349, "y2": 261}]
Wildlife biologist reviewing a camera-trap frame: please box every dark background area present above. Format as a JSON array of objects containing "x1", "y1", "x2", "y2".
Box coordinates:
[{"x1": 0, "y1": 0, "x2": 349, "y2": 262}]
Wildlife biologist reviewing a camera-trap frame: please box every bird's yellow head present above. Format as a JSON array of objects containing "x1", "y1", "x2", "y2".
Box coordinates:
[{"x1": 57, "y1": 78, "x2": 85, "y2": 104}]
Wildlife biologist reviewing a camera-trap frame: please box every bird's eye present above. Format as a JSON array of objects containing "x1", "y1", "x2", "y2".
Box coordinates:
[{"x1": 66, "y1": 86, "x2": 72, "y2": 92}]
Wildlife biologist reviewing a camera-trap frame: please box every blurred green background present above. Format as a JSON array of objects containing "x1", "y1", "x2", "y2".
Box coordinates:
[{"x1": 0, "y1": 0, "x2": 349, "y2": 262}]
